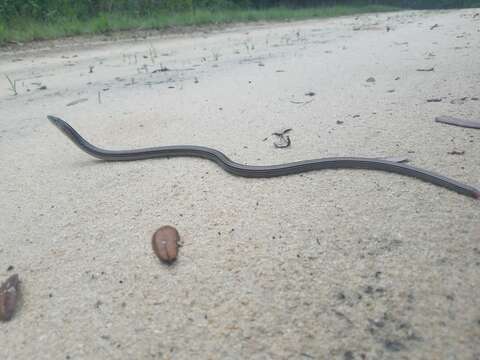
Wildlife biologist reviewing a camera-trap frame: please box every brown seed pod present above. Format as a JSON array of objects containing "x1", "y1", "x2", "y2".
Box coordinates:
[
  {"x1": 152, "y1": 226, "x2": 179, "y2": 264},
  {"x1": 0, "y1": 274, "x2": 20, "y2": 321}
]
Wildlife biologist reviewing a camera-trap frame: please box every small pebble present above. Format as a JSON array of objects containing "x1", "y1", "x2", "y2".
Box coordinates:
[{"x1": 152, "y1": 226, "x2": 180, "y2": 264}]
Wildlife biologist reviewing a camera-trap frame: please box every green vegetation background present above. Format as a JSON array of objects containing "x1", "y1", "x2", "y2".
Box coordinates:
[{"x1": 1, "y1": 0, "x2": 479, "y2": 43}]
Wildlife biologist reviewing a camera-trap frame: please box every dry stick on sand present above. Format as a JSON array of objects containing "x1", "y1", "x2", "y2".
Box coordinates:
[
  {"x1": 5, "y1": 75, "x2": 17, "y2": 95},
  {"x1": 66, "y1": 98, "x2": 88, "y2": 107},
  {"x1": 417, "y1": 67, "x2": 435, "y2": 72}
]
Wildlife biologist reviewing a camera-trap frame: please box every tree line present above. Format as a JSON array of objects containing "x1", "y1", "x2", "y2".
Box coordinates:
[{"x1": 1, "y1": 0, "x2": 479, "y2": 21}]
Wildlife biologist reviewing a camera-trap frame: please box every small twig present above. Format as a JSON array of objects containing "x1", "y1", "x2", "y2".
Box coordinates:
[
  {"x1": 152, "y1": 64, "x2": 169, "y2": 73},
  {"x1": 289, "y1": 99, "x2": 313, "y2": 106},
  {"x1": 149, "y1": 43, "x2": 158, "y2": 64},
  {"x1": 212, "y1": 51, "x2": 221, "y2": 61},
  {"x1": 66, "y1": 98, "x2": 88, "y2": 107},
  {"x1": 5, "y1": 75, "x2": 17, "y2": 96}
]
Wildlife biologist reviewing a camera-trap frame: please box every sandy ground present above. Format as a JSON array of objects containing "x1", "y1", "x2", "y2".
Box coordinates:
[{"x1": 1, "y1": 9, "x2": 479, "y2": 360}]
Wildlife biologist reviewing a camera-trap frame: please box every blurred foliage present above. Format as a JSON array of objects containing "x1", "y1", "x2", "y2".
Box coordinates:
[{"x1": 1, "y1": 0, "x2": 479, "y2": 22}]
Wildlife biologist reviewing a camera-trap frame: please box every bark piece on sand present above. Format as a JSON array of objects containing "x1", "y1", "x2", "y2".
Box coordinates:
[
  {"x1": 0, "y1": 274, "x2": 20, "y2": 321},
  {"x1": 435, "y1": 116, "x2": 480, "y2": 129}
]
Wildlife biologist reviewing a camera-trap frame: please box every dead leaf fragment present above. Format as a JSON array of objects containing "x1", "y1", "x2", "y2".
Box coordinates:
[
  {"x1": 272, "y1": 128, "x2": 292, "y2": 148},
  {"x1": 0, "y1": 274, "x2": 20, "y2": 321},
  {"x1": 274, "y1": 135, "x2": 291, "y2": 148}
]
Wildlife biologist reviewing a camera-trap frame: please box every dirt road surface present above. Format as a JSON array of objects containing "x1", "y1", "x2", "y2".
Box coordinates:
[{"x1": 1, "y1": 9, "x2": 479, "y2": 360}]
